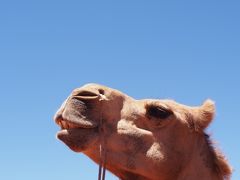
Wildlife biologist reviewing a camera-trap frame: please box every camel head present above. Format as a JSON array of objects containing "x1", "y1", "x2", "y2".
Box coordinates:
[{"x1": 54, "y1": 83, "x2": 231, "y2": 180}]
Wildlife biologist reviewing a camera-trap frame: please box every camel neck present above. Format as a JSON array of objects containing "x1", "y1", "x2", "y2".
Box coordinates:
[{"x1": 177, "y1": 133, "x2": 222, "y2": 180}]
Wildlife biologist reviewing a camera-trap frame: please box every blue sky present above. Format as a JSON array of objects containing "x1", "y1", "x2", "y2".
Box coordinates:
[{"x1": 0, "y1": 1, "x2": 239, "y2": 179}]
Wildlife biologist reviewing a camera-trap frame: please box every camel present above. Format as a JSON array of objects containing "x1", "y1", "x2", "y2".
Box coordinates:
[{"x1": 54, "y1": 83, "x2": 232, "y2": 180}]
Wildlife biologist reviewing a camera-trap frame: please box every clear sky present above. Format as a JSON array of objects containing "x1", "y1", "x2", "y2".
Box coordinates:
[{"x1": 0, "y1": 1, "x2": 239, "y2": 180}]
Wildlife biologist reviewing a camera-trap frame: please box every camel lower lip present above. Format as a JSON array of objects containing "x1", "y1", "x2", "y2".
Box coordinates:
[
  {"x1": 56, "y1": 119, "x2": 97, "y2": 129},
  {"x1": 56, "y1": 127, "x2": 97, "y2": 135},
  {"x1": 57, "y1": 126, "x2": 98, "y2": 135},
  {"x1": 56, "y1": 127, "x2": 98, "y2": 140}
]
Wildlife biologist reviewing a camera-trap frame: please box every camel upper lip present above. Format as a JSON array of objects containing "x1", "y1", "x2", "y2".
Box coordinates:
[{"x1": 56, "y1": 119, "x2": 97, "y2": 130}]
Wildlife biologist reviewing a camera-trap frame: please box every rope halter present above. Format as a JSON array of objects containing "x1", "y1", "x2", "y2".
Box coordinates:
[{"x1": 98, "y1": 94, "x2": 108, "y2": 180}]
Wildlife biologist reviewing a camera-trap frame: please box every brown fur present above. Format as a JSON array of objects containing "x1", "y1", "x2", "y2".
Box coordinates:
[{"x1": 54, "y1": 83, "x2": 232, "y2": 180}]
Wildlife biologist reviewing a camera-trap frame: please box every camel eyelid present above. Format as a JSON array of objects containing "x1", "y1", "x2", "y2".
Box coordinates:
[{"x1": 146, "y1": 105, "x2": 173, "y2": 119}]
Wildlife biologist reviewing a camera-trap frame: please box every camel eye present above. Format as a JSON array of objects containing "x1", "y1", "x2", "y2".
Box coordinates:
[{"x1": 146, "y1": 105, "x2": 172, "y2": 119}]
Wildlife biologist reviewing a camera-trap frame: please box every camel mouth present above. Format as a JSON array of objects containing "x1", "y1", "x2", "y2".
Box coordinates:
[
  {"x1": 56, "y1": 119, "x2": 97, "y2": 131},
  {"x1": 55, "y1": 117, "x2": 99, "y2": 153}
]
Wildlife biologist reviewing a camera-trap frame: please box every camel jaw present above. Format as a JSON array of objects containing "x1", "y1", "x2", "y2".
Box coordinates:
[{"x1": 55, "y1": 118, "x2": 99, "y2": 152}]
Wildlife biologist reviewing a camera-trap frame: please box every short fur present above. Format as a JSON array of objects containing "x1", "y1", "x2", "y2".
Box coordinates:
[{"x1": 54, "y1": 83, "x2": 232, "y2": 180}]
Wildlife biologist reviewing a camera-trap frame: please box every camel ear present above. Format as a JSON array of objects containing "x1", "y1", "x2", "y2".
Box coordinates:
[{"x1": 192, "y1": 99, "x2": 215, "y2": 131}]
